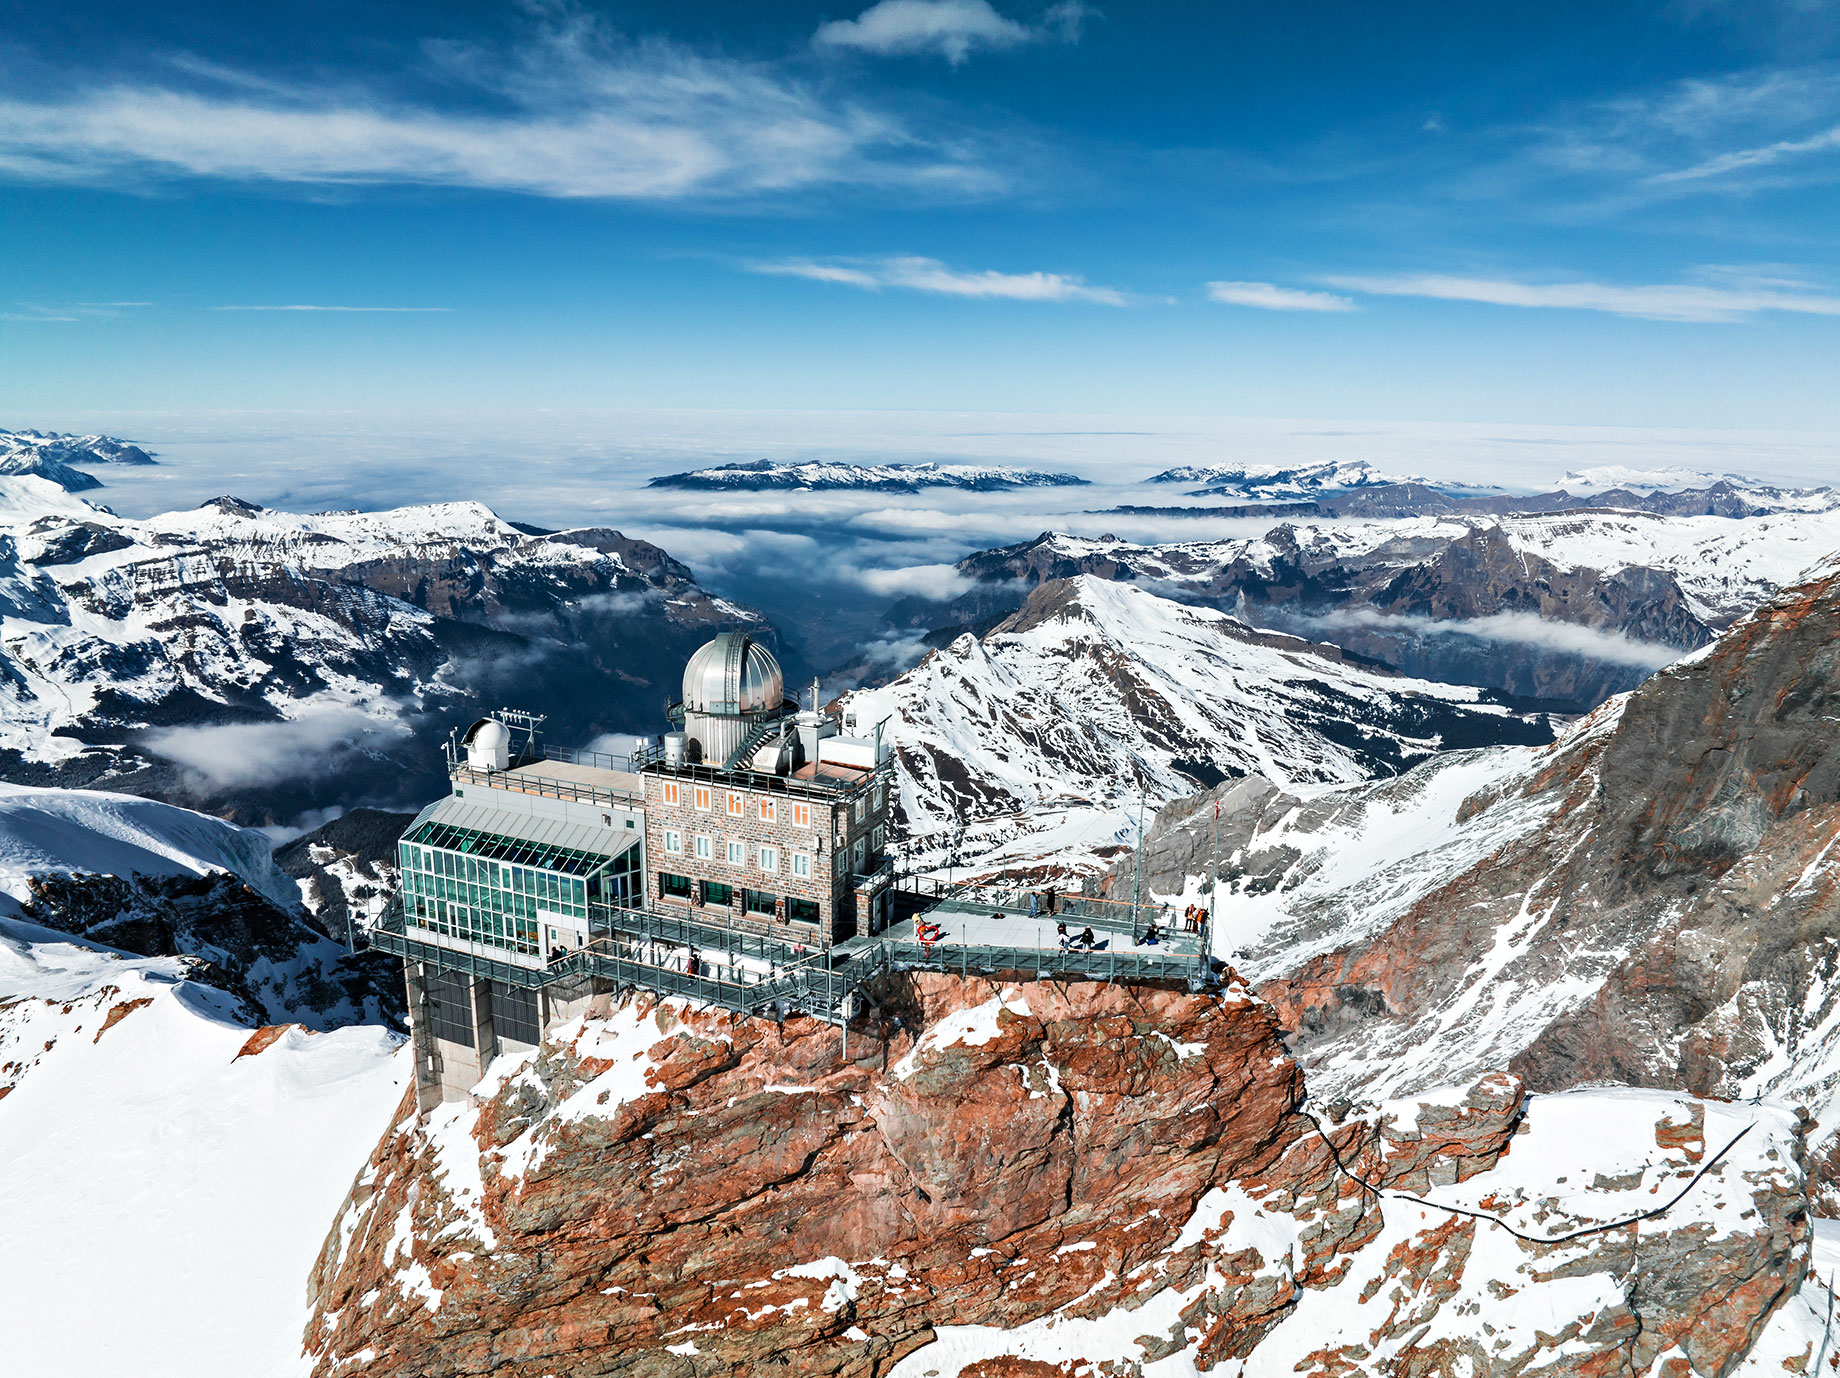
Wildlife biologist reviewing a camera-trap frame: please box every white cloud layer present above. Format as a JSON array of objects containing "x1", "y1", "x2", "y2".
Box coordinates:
[
  {"x1": 754, "y1": 255, "x2": 1125, "y2": 303},
  {"x1": 1206, "y1": 280, "x2": 1355, "y2": 312},
  {"x1": 143, "y1": 704, "x2": 412, "y2": 789},
  {"x1": 854, "y1": 562, "x2": 977, "y2": 598},
  {"x1": 1324, "y1": 272, "x2": 1840, "y2": 323},
  {"x1": 0, "y1": 12, "x2": 993, "y2": 199},
  {"x1": 814, "y1": 0, "x2": 1088, "y2": 65},
  {"x1": 1293, "y1": 606, "x2": 1684, "y2": 670}
]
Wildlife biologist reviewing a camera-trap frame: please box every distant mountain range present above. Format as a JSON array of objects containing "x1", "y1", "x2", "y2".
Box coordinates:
[
  {"x1": 0, "y1": 475, "x2": 775, "y2": 825},
  {"x1": 1144, "y1": 459, "x2": 1448, "y2": 500},
  {"x1": 647, "y1": 458, "x2": 1090, "y2": 492},
  {"x1": 0, "y1": 428, "x2": 157, "y2": 491}
]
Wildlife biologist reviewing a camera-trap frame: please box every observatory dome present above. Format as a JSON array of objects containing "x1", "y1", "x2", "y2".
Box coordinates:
[
  {"x1": 463, "y1": 717, "x2": 512, "y2": 771},
  {"x1": 682, "y1": 632, "x2": 784, "y2": 716}
]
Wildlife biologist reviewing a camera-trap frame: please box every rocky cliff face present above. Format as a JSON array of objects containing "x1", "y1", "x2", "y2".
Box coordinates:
[
  {"x1": 304, "y1": 977, "x2": 1811, "y2": 1377},
  {"x1": 1109, "y1": 558, "x2": 1840, "y2": 1188}
]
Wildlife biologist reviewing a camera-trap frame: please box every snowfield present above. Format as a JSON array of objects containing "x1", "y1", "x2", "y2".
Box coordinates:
[
  {"x1": 0, "y1": 925, "x2": 407, "y2": 1378},
  {"x1": 0, "y1": 779, "x2": 298, "y2": 912}
]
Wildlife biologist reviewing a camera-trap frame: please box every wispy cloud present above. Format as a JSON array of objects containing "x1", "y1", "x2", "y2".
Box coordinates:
[
  {"x1": 1324, "y1": 271, "x2": 1840, "y2": 322},
  {"x1": 1649, "y1": 124, "x2": 1840, "y2": 184},
  {"x1": 1, "y1": 300, "x2": 152, "y2": 323},
  {"x1": 0, "y1": 10, "x2": 996, "y2": 200},
  {"x1": 213, "y1": 304, "x2": 452, "y2": 313},
  {"x1": 754, "y1": 255, "x2": 1126, "y2": 303},
  {"x1": 814, "y1": 0, "x2": 1090, "y2": 65},
  {"x1": 1206, "y1": 280, "x2": 1355, "y2": 312},
  {"x1": 1527, "y1": 65, "x2": 1840, "y2": 199}
]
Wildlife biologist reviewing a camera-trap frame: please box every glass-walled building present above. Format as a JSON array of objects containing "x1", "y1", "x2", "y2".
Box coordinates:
[{"x1": 396, "y1": 796, "x2": 644, "y2": 959}]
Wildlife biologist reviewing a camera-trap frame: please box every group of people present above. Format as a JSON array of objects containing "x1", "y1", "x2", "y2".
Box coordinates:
[
  {"x1": 1055, "y1": 922, "x2": 1105, "y2": 951},
  {"x1": 1180, "y1": 903, "x2": 1207, "y2": 933}
]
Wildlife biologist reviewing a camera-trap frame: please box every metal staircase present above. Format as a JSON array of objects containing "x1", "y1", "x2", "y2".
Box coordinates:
[{"x1": 723, "y1": 717, "x2": 781, "y2": 772}]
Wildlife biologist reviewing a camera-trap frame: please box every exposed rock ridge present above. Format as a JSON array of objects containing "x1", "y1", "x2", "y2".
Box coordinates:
[{"x1": 303, "y1": 979, "x2": 1811, "y2": 1377}]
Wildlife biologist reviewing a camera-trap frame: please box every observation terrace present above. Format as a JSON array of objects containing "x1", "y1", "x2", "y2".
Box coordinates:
[{"x1": 371, "y1": 878, "x2": 1214, "y2": 1030}]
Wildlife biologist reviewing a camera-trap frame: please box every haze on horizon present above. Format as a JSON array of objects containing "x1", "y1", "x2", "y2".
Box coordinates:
[{"x1": 4, "y1": 0, "x2": 1840, "y2": 443}]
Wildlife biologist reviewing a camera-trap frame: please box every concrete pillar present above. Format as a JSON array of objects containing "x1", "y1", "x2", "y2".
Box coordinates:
[{"x1": 405, "y1": 961, "x2": 445, "y2": 1117}]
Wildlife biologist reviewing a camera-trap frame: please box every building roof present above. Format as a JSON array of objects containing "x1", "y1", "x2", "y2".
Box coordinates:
[{"x1": 403, "y1": 795, "x2": 641, "y2": 874}]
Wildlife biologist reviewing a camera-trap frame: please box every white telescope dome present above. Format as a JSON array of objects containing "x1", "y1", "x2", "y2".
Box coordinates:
[
  {"x1": 682, "y1": 632, "x2": 784, "y2": 716},
  {"x1": 463, "y1": 717, "x2": 512, "y2": 771}
]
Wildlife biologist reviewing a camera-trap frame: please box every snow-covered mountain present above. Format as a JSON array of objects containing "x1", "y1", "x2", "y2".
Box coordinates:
[
  {"x1": 892, "y1": 506, "x2": 1840, "y2": 707},
  {"x1": 1143, "y1": 458, "x2": 1436, "y2": 499},
  {"x1": 646, "y1": 458, "x2": 1089, "y2": 492},
  {"x1": 1115, "y1": 553, "x2": 1840, "y2": 1192},
  {"x1": 843, "y1": 574, "x2": 1550, "y2": 878},
  {"x1": 0, "y1": 476, "x2": 765, "y2": 824},
  {"x1": 0, "y1": 427, "x2": 157, "y2": 491},
  {"x1": 0, "y1": 781, "x2": 400, "y2": 1027}
]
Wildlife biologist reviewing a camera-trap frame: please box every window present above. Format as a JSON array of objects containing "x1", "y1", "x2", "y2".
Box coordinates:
[
  {"x1": 662, "y1": 781, "x2": 680, "y2": 806},
  {"x1": 792, "y1": 852, "x2": 812, "y2": 879},
  {"x1": 726, "y1": 791, "x2": 744, "y2": 817},
  {"x1": 660, "y1": 872, "x2": 692, "y2": 899},
  {"x1": 423, "y1": 969, "x2": 476, "y2": 1048},
  {"x1": 853, "y1": 838, "x2": 866, "y2": 872},
  {"x1": 759, "y1": 845, "x2": 779, "y2": 873},
  {"x1": 743, "y1": 887, "x2": 777, "y2": 915},
  {"x1": 758, "y1": 798, "x2": 776, "y2": 823},
  {"x1": 792, "y1": 801, "x2": 811, "y2": 829},
  {"x1": 490, "y1": 981, "x2": 540, "y2": 1046},
  {"x1": 694, "y1": 834, "x2": 713, "y2": 860},
  {"x1": 873, "y1": 784, "x2": 885, "y2": 813},
  {"x1": 787, "y1": 897, "x2": 820, "y2": 926},
  {"x1": 705, "y1": 880, "x2": 734, "y2": 908},
  {"x1": 694, "y1": 785, "x2": 711, "y2": 811},
  {"x1": 854, "y1": 798, "x2": 866, "y2": 822},
  {"x1": 726, "y1": 840, "x2": 746, "y2": 866},
  {"x1": 664, "y1": 829, "x2": 682, "y2": 855},
  {"x1": 872, "y1": 825, "x2": 884, "y2": 851}
]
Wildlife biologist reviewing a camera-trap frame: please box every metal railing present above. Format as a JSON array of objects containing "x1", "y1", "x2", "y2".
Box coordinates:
[
  {"x1": 447, "y1": 761, "x2": 644, "y2": 810},
  {"x1": 380, "y1": 881, "x2": 1216, "y2": 1028}
]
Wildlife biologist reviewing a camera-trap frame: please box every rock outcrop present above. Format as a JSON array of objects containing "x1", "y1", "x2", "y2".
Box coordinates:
[
  {"x1": 303, "y1": 977, "x2": 1811, "y2": 1376},
  {"x1": 1107, "y1": 559, "x2": 1840, "y2": 1188}
]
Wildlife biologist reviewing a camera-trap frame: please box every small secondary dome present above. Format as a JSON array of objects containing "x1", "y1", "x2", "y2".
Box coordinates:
[
  {"x1": 462, "y1": 717, "x2": 512, "y2": 771},
  {"x1": 682, "y1": 632, "x2": 784, "y2": 716}
]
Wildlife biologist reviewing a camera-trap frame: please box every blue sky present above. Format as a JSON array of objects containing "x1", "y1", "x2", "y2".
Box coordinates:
[{"x1": 5, "y1": 0, "x2": 1840, "y2": 429}]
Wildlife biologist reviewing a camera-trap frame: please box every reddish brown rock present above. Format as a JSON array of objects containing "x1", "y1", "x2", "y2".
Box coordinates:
[{"x1": 306, "y1": 973, "x2": 1306, "y2": 1377}]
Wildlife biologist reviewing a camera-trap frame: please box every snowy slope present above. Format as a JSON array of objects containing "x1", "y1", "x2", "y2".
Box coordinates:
[
  {"x1": 1019, "y1": 508, "x2": 1840, "y2": 628},
  {"x1": 1115, "y1": 559, "x2": 1840, "y2": 1178},
  {"x1": 0, "y1": 780, "x2": 296, "y2": 912},
  {"x1": 886, "y1": 1081, "x2": 1809, "y2": 1378},
  {"x1": 646, "y1": 458, "x2": 1089, "y2": 491},
  {"x1": 844, "y1": 574, "x2": 1548, "y2": 877},
  {"x1": 0, "y1": 926, "x2": 406, "y2": 1378}
]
